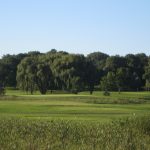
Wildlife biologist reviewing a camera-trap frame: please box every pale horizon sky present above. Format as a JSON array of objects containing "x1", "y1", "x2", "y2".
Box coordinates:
[{"x1": 0, "y1": 0, "x2": 150, "y2": 57}]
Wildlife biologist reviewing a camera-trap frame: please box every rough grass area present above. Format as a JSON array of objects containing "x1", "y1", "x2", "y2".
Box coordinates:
[
  {"x1": 0, "y1": 90, "x2": 150, "y2": 149},
  {"x1": 0, "y1": 116, "x2": 149, "y2": 150}
]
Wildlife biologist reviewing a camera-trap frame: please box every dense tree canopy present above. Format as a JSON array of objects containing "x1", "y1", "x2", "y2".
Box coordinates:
[
  {"x1": 143, "y1": 59, "x2": 150, "y2": 91},
  {"x1": 17, "y1": 55, "x2": 52, "y2": 94},
  {"x1": 0, "y1": 50, "x2": 150, "y2": 94}
]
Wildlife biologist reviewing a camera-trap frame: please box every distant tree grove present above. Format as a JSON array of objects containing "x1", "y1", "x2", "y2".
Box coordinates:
[{"x1": 0, "y1": 49, "x2": 150, "y2": 94}]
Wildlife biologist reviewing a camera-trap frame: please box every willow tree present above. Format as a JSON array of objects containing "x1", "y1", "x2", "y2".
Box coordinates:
[
  {"x1": 36, "y1": 56, "x2": 52, "y2": 94},
  {"x1": 51, "y1": 54, "x2": 86, "y2": 93},
  {"x1": 16, "y1": 57, "x2": 37, "y2": 94},
  {"x1": 17, "y1": 55, "x2": 52, "y2": 94}
]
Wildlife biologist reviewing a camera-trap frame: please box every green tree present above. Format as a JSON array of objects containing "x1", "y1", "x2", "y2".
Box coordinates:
[
  {"x1": 100, "y1": 76, "x2": 110, "y2": 92},
  {"x1": 105, "y1": 55, "x2": 126, "y2": 72},
  {"x1": 36, "y1": 59, "x2": 52, "y2": 94},
  {"x1": 125, "y1": 54, "x2": 148, "y2": 90},
  {"x1": 116, "y1": 68, "x2": 129, "y2": 92},
  {"x1": 0, "y1": 54, "x2": 25, "y2": 88},
  {"x1": 17, "y1": 57, "x2": 37, "y2": 94},
  {"x1": 0, "y1": 61, "x2": 7, "y2": 86},
  {"x1": 87, "y1": 52, "x2": 109, "y2": 86},
  {"x1": 85, "y1": 60, "x2": 97, "y2": 94},
  {"x1": 143, "y1": 60, "x2": 150, "y2": 91},
  {"x1": 17, "y1": 55, "x2": 52, "y2": 94},
  {"x1": 52, "y1": 54, "x2": 86, "y2": 93},
  {"x1": 100, "y1": 72, "x2": 117, "y2": 92}
]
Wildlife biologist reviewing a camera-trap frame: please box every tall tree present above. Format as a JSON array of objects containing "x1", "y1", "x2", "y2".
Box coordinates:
[
  {"x1": 105, "y1": 55, "x2": 126, "y2": 72},
  {"x1": 17, "y1": 57, "x2": 37, "y2": 94},
  {"x1": 100, "y1": 72, "x2": 117, "y2": 91},
  {"x1": 125, "y1": 54, "x2": 148, "y2": 90},
  {"x1": 52, "y1": 54, "x2": 86, "y2": 93},
  {"x1": 116, "y1": 68, "x2": 130, "y2": 92},
  {"x1": 87, "y1": 52, "x2": 109, "y2": 86},
  {"x1": 17, "y1": 55, "x2": 52, "y2": 94},
  {"x1": 36, "y1": 56, "x2": 52, "y2": 94},
  {"x1": 85, "y1": 60, "x2": 97, "y2": 94},
  {"x1": 143, "y1": 59, "x2": 150, "y2": 91}
]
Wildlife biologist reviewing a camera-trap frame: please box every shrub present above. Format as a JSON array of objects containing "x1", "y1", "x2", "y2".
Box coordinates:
[{"x1": 103, "y1": 91, "x2": 110, "y2": 96}]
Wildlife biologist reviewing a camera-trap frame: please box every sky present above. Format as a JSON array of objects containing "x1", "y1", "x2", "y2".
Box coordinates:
[{"x1": 0, "y1": 0, "x2": 150, "y2": 57}]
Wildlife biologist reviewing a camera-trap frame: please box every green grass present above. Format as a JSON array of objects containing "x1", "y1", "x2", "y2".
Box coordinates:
[
  {"x1": 0, "y1": 116, "x2": 150, "y2": 150},
  {"x1": 0, "y1": 90, "x2": 150, "y2": 149},
  {"x1": 0, "y1": 90, "x2": 149, "y2": 122}
]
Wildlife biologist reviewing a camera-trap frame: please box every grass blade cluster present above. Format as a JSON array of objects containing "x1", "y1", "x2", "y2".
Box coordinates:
[{"x1": 0, "y1": 116, "x2": 149, "y2": 150}]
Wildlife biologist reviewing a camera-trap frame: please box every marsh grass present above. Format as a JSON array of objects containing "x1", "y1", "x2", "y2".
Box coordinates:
[{"x1": 0, "y1": 116, "x2": 149, "y2": 150}]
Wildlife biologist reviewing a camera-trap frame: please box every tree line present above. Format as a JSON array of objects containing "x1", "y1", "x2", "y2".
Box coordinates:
[{"x1": 0, "y1": 49, "x2": 150, "y2": 94}]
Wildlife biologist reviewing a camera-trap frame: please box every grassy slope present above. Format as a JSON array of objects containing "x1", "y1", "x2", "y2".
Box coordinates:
[{"x1": 0, "y1": 90, "x2": 149, "y2": 122}]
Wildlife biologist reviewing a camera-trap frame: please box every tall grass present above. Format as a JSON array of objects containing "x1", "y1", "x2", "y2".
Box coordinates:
[{"x1": 0, "y1": 116, "x2": 149, "y2": 150}]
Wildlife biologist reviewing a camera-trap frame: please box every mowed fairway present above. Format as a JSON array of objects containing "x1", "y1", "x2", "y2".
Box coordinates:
[{"x1": 0, "y1": 90, "x2": 150, "y2": 122}]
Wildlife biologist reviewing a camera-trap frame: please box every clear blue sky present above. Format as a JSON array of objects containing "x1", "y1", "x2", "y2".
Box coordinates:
[{"x1": 0, "y1": 0, "x2": 150, "y2": 56}]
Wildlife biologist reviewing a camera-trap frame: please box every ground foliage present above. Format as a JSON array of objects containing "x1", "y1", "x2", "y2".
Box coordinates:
[{"x1": 0, "y1": 116, "x2": 149, "y2": 150}]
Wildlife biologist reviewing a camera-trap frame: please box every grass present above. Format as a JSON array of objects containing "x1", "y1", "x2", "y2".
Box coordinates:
[
  {"x1": 0, "y1": 90, "x2": 150, "y2": 122},
  {"x1": 0, "y1": 116, "x2": 150, "y2": 150},
  {"x1": 0, "y1": 90, "x2": 150, "y2": 149},
  {"x1": 0, "y1": 90, "x2": 149, "y2": 122}
]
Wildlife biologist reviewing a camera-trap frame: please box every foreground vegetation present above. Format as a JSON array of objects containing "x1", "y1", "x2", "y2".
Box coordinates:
[
  {"x1": 0, "y1": 116, "x2": 150, "y2": 150},
  {"x1": 0, "y1": 91, "x2": 150, "y2": 149}
]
